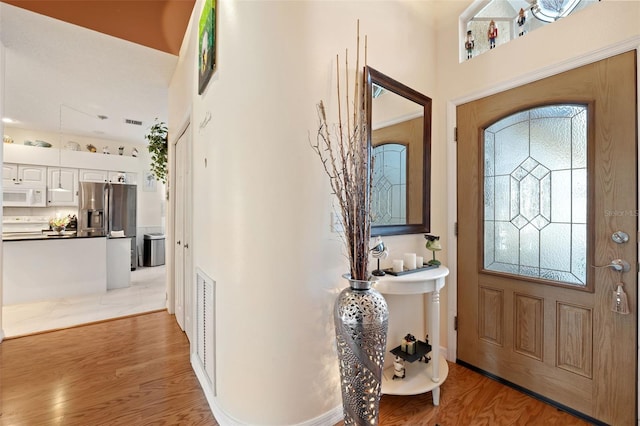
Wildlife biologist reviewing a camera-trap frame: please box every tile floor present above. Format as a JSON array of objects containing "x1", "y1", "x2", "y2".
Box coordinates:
[{"x1": 2, "y1": 265, "x2": 167, "y2": 338}]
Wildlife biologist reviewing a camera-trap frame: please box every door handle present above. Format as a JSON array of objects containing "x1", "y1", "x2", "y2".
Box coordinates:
[
  {"x1": 177, "y1": 240, "x2": 181, "y2": 245},
  {"x1": 593, "y1": 259, "x2": 631, "y2": 273},
  {"x1": 184, "y1": 243, "x2": 189, "y2": 249}
]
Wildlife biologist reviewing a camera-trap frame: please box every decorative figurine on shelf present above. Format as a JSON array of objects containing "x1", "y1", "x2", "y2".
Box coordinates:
[
  {"x1": 464, "y1": 30, "x2": 475, "y2": 60},
  {"x1": 103, "y1": 146, "x2": 110, "y2": 154},
  {"x1": 118, "y1": 146, "x2": 125, "y2": 155},
  {"x1": 86, "y1": 144, "x2": 97, "y2": 153},
  {"x1": 517, "y1": 8, "x2": 527, "y2": 37},
  {"x1": 401, "y1": 333, "x2": 417, "y2": 355},
  {"x1": 425, "y1": 234, "x2": 442, "y2": 266},
  {"x1": 370, "y1": 236, "x2": 389, "y2": 276},
  {"x1": 392, "y1": 356, "x2": 406, "y2": 380},
  {"x1": 419, "y1": 334, "x2": 432, "y2": 364},
  {"x1": 132, "y1": 147, "x2": 139, "y2": 157},
  {"x1": 487, "y1": 20, "x2": 498, "y2": 49}
]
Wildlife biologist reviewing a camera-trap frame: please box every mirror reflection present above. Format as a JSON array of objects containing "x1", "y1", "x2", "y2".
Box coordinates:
[{"x1": 366, "y1": 67, "x2": 432, "y2": 236}]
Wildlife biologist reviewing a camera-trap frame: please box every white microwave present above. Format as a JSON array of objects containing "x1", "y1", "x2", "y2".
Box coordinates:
[{"x1": 3, "y1": 186, "x2": 47, "y2": 207}]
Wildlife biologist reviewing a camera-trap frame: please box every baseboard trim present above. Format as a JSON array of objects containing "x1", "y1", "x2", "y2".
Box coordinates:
[
  {"x1": 456, "y1": 359, "x2": 607, "y2": 426},
  {"x1": 191, "y1": 353, "x2": 243, "y2": 426},
  {"x1": 191, "y1": 353, "x2": 344, "y2": 425}
]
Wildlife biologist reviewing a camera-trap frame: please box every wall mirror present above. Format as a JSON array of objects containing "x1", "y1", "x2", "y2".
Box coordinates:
[{"x1": 366, "y1": 66, "x2": 432, "y2": 236}]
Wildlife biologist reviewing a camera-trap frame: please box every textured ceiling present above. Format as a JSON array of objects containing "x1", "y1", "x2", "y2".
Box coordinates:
[{"x1": 0, "y1": 1, "x2": 195, "y2": 145}]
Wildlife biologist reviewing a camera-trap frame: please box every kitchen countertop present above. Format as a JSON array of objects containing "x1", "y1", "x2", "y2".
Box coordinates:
[{"x1": 2, "y1": 232, "x2": 105, "y2": 241}]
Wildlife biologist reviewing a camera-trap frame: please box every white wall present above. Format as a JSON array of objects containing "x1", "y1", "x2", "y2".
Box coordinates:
[
  {"x1": 169, "y1": 1, "x2": 442, "y2": 424},
  {"x1": 0, "y1": 39, "x2": 5, "y2": 341},
  {"x1": 435, "y1": 0, "x2": 640, "y2": 101}
]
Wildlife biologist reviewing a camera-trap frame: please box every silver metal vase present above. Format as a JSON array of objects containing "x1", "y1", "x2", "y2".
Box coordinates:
[{"x1": 334, "y1": 275, "x2": 389, "y2": 425}]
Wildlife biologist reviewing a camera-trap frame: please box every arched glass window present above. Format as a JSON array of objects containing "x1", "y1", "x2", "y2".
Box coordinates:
[
  {"x1": 483, "y1": 104, "x2": 587, "y2": 286},
  {"x1": 460, "y1": 0, "x2": 600, "y2": 61}
]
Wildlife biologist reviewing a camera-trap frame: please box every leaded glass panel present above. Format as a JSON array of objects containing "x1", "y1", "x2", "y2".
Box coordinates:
[
  {"x1": 372, "y1": 143, "x2": 407, "y2": 225},
  {"x1": 483, "y1": 104, "x2": 587, "y2": 286}
]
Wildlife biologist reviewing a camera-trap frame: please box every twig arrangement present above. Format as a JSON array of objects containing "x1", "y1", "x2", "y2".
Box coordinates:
[{"x1": 311, "y1": 24, "x2": 372, "y2": 282}]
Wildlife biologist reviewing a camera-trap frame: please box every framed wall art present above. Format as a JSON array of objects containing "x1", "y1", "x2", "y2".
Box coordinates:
[
  {"x1": 198, "y1": 0, "x2": 216, "y2": 95},
  {"x1": 143, "y1": 171, "x2": 157, "y2": 192}
]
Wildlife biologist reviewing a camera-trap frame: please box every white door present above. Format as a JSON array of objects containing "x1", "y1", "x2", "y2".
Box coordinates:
[{"x1": 173, "y1": 123, "x2": 192, "y2": 339}]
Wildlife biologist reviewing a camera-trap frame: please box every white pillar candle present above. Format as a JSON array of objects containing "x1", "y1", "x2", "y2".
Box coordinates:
[
  {"x1": 416, "y1": 256, "x2": 424, "y2": 268},
  {"x1": 392, "y1": 259, "x2": 404, "y2": 273},
  {"x1": 403, "y1": 253, "x2": 417, "y2": 270}
]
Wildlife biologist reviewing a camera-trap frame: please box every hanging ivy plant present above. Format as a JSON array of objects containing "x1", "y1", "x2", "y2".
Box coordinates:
[{"x1": 145, "y1": 119, "x2": 168, "y2": 184}]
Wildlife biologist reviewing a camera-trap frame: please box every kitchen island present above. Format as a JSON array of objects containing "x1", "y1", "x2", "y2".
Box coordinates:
[{"x1": 3, "y1": 236, "x2": 108, "y2": 305}]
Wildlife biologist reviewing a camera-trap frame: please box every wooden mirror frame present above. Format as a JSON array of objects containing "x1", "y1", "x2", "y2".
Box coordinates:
[{"x1": 366, "y1": 66, "x2": 432, "y2": 236}]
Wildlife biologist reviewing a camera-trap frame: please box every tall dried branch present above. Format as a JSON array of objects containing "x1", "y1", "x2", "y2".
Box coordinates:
[{"x1": 310, "y1": 24, "x2": 371, "y2": 281}]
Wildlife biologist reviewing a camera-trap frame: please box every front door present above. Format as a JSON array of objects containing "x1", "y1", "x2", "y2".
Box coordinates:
[{"x1": 457, "y1": 51, "x2": 637, "y2": 425}]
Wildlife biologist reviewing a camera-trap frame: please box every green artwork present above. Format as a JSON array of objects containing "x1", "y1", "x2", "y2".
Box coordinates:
[{"x1": 198, "y1": 0, "x2": 216, "y2": 94}]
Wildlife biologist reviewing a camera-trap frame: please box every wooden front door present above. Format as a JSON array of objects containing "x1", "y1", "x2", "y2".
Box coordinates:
[{"x1": 457, "y1": 51, "x2": 637, "y2": 425}]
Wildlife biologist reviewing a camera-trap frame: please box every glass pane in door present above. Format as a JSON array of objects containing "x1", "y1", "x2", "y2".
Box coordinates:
[{"x1": 483, "y1": 105, "x2": 587, "y2": 286}]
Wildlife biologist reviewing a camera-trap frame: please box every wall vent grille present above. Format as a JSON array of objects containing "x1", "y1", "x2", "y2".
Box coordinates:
[
  {"x1": 196, "y1": 268, "x2": 216, "y2": 396},
  {"x1": 124, "y1": 118, "x2": 143, "y2": 126}
]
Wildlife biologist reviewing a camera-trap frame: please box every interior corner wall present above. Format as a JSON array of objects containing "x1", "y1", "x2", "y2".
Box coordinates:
[{"x1": 169, "y1": 1, "x2": 441, "y2": 424}]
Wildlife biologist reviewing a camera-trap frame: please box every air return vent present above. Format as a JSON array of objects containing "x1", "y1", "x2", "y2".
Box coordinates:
[{"x1": 124, "y1": 118, "x2": 143, "y2": 126}]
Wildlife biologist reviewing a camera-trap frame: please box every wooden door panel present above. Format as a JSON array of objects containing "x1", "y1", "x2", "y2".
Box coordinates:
[
  {"x1": 556, "y1": 303, "x2": 592, "y2": 378},
  {"x1": 457, "y1": 51, "x2": 637, "y2": 425},
  {"x1": 478, "y1": 286, "x2": 504, "y2": 346},
  {"x1": 514, "y1": 293, "x2": 543, "y2": 360}
]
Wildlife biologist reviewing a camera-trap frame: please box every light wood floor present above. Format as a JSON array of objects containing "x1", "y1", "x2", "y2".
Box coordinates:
[
  {"x1": 1, "y1": 311, "x2": 589, "y2": 425},
  {"x1": 0, "y1": 311, "x2": 217, "y2": 425}
]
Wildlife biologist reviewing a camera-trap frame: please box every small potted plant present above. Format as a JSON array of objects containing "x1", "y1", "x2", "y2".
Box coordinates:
[
  {"x1": 145, "y1": 119, "x2": 168, "y2": 184},
  {"x1": 50, "y1": 216, "x2": 70, "y2": 234}
]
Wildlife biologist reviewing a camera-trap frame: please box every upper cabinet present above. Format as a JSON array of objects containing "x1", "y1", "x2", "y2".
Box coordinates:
[
  {"x1": 3, "y1": 163, "x2": 47, "y2": 186},
  {"x1": 79, "y1": 169, "x2": 137, "y2": 184},
  {"x1": 47, "y1": 168, "x2": 79, "y2": 206},
  {"x1": 79, "y1": 169, "x2": 109, "y2": 183},
  {"x1": 108, "y1": 171, "x2": 136, "y2": 184}
]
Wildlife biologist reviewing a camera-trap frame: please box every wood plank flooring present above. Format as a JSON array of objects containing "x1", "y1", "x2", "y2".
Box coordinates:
[
  {"x1": 372, "y1": 363, "x2": 590, "y2": 426},
  {"x1": 1, "y1": 311, "x2": 590, "y2": 425},
  {"x1": 0, "y1": 311, "x2": 217, "y2": 425}
]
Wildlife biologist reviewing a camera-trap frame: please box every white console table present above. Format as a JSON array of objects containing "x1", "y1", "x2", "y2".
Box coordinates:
[{"x1": 373, "y1": 265, "x2": 449, "y2": 405}]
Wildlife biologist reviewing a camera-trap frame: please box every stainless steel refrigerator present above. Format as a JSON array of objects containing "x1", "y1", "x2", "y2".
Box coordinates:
[{"x1": 78, "y1": 182, "x2": 137, "y2": 270}]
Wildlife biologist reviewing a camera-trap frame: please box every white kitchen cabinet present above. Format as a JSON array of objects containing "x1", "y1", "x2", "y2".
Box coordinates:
[
  {"x1": 47, "y1": 167, "x2": 79, "y2": 206},
  {"x1": 78, "y1": 169, "x2": 137, "y2": 184},
  {"x1": 108, "y1": 171, "x2": 137, "y2": 184},
  {"x1": 3, "y1": 163, "x2": 47, "y2": 186},
  {"x1": 3, "y1": 237, "x2": 107, "y2": 305},
  {"x1": 79, "y1": 169, "x2": 109, "y2": 183},
  {"x1": 107, "y1": 237, "x2": 132, "y2": 289},
  {"x1": 3, "y1": 163, "x2": 17, "y2": 183}
]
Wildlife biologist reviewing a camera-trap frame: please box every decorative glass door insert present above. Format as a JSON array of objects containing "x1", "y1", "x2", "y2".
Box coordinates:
[
  {"x1": 372, "y1": 143, "x2": 407, "y2": 225},
  {"x1": 483, "y1": 104, "x2": 587, "y2": 286}
]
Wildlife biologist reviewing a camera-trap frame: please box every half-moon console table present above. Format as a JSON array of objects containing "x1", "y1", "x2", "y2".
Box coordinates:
[{"x1": 373, "y1": 265, "x2": 450, "y2": 405}]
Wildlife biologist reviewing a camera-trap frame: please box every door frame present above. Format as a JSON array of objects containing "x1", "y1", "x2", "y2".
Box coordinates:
[{"x1": 446, "y1": 36, "x2": 640, "y2": 410}]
